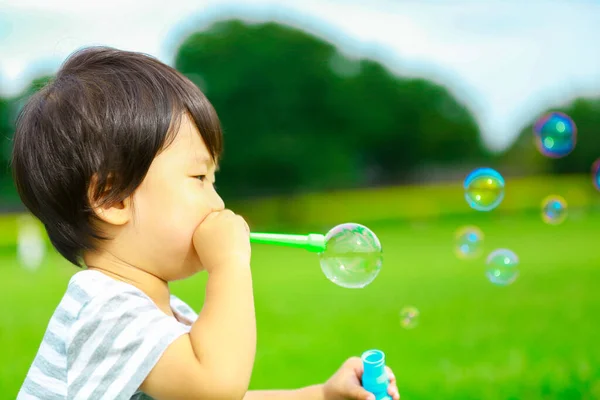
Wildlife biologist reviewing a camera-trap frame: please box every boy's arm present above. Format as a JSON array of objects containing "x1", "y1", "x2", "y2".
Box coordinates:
[
  {"x1": 140, "y1": 265, "x2": 256, "y2": 400},
  {"x1": 141, "y1": 211, "x2": 256, "y2": 400},
  {"x1": 244, "y1": 385, "x2": 325, "y2": 400}
]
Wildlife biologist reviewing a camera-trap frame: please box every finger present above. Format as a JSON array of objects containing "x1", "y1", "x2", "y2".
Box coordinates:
[
  {"x1": 347, "y1": 386, "x2": 375, "y2": 400},
  {"x1": 385, "y1": 366, "x2": 396, "y2": 384},
  {"x1": 219, "y1": 209, "x2": 235, "y2": 217},
  {"x1": 199, "y1": 210, "x2": 221, "y2": 224},
  {"x1": 346, "y1": 356, "x2": 364, "y2": 376},
  {"x1": 235, "y1": 215, "x2": 250, "y2": 234},
  {"x1": 385, "y1": 367, "x2": 400, "y2": 399},
  {"x1": 388, "y1": 385, "x2": 400, "y2": 400},
  {"x1": 346, "y1": 356, "x2": 363, "y2": 369}
]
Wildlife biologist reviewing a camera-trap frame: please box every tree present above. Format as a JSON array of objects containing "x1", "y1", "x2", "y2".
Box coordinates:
[
  {"x1": 502, "y1": 98, "x2": 600, "y2": 175},
  {"x1": 175, "y1": 20, "x2": 486, "y2": 198},
  {"x1": 326, "y1": 60, "x2": 486, "y2": 183},
  {"x1": 0, "y1": 96, "x2": 16, "y2": 206},
  {"x1": 551, "y1": 98, "x2": 600, "y2": 174},
  {"x1": 0, "y1": 76, "x2": 54, "y2": 208}
]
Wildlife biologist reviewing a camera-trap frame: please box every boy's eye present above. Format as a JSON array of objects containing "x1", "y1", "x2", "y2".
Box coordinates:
[{"x1": 194, "y1": 175, "x2": 216, "y2": 188}]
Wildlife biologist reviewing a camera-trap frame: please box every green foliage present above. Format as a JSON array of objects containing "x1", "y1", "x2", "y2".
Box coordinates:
[
  {"x1": 502, "y1": 97, "x2": 600, "y2": 175},
  {"x1": 550, "y1": 98, "x2": 600, "y2": 174},
  {"x1": 175, "y1": 20, "x2": 487, "y2": 198},
  {"x1": 0, "y1": 97, "x2": 11, "y2": 164},
  {"x1": 0, "y1": 76, "x2": 54, "y2": 208},
  {"x1": 328, "y1": 62, "x2": 487, "y2": 180},
  {"x1": 0, "y1": 97, "x2": 16, "y2": 206}
]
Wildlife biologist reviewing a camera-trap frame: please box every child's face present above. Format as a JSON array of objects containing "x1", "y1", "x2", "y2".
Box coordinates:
[{"x1": 123, "y1": 113, "x2": 224, "y2": 280}]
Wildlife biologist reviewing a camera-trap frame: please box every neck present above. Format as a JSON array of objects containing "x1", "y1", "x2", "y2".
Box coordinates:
[{"x1": 83, "y1": 249, "x2": 173, "y2": 316}]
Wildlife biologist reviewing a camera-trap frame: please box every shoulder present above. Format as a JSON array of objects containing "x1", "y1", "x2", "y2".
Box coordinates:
[
  {"x1": 63, "y1": 271, "x2": 191, "y2": 399},
  {"x1": 51, "y1": 270, "x2": 141, "y2": 328},
  {"x1": 66, "y1": 269, "x2": 139, "y2": 306},
  {"x1": 66, "y1": 270, "x2": 184, "y2": 336}
]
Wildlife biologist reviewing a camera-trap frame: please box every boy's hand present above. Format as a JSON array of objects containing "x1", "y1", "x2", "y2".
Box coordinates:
[
  {"x1": 323, "y1": 357, "x2": 400, "y2": 400},
  {"x1": 193, "y1": 209, "x2": 251, "y2": 273}
]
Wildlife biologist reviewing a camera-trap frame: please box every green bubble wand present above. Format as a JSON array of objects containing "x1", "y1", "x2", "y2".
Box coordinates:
[
  {"x1": 249, "y1": 223, "x2": 381, "y2": 254},
  {"x1": 249, "y1": 223, "x2": 384, "y2": 289},
  {"x1": 249, "y1": 232, "x2": 326, "y2": 253}
]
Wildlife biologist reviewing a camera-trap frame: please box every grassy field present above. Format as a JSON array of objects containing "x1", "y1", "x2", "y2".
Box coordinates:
[{"x1": 1, "y1": 210, "x2": 599, "y2": 399}]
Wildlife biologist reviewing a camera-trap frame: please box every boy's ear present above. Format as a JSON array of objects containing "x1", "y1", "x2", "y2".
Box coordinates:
[{"x1": 88, "y1": 175, "x2": 132, "y2": 226}]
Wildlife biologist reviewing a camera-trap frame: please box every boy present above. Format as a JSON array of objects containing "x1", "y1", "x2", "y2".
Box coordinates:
[{"x1": 13, "y1": 47, "x2": 400, "y2": 400}]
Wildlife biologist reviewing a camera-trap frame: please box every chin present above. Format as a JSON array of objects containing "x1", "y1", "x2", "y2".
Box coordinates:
[
  {"x1": 167, "y1": 261, "x2": 205, "y2": 282},
  {"x1": 162, "y1": 245, "x2": 205, "y2": 281}
]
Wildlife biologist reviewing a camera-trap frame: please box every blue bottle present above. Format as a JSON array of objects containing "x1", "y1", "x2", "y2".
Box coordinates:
[{"x1": 361, "y1": 349, "x2": 392, "y2": 400}]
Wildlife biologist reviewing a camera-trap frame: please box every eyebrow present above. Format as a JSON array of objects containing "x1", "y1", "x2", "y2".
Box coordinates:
[{"x1": 193, "y1": 154, "x2": 220, "y2": 171}]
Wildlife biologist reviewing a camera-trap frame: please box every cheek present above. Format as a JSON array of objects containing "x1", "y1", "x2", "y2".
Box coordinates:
[{"x1": 135, "y1": 181, "x2": 212, "y2": 247}]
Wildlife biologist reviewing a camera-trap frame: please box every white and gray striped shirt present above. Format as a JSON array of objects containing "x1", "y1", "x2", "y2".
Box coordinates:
[{"x1": 18, "y1": 269, "x2": 198, "y2": 400}]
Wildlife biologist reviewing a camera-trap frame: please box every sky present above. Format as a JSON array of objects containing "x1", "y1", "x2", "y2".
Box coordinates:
[{"x1": 0, "y1": 0, "x2": 599, "y2": 152}]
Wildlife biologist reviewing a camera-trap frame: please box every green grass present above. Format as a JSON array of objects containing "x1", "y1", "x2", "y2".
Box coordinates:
[{"x1": 2, "y1": 212, "x2": 600, "y2": 399}]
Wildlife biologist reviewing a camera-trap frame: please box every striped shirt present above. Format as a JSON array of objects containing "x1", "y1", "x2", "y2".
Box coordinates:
[{"x1": 18, "y1": 270, "x2": 198, "y2": 400}]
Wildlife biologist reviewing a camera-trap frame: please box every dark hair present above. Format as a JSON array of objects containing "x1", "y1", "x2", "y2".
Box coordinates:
[{"x1": 11, "y1": 46, "x2": 223, "y2": 266}]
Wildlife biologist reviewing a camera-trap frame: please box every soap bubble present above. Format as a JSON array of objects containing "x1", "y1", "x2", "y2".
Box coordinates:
[
  {"x1": 464, "y1": 167, "x2": 505, "y2": 211},
  {"x1": 533, "y1": 112, "x2": 576, "y2": 158},
  {"x1": 541, "y1": 195, "x2": 568, "y2": 225},
  {"x1": 319, "y1": 223, "x2": 383, "y2": 289},
  {"x1": 592, "y1": 159, "x2": 600, "y2": 191},
  {"x1": 399, "y1": 306, "x2": 420, "y2": 329},
  {"x1": 485, "y1": 249, "x2": 519, "y2": 286},
  {"x1": 454, "y1": 226, "x2": 484, "y2": 259}
]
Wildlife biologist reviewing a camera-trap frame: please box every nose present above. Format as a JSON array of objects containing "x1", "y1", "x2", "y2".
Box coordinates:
[{"x1": 211, "y1": 189, "x2": 225, "y2": 212}]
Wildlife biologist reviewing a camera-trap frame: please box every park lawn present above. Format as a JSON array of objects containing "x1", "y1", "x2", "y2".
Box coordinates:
[{"x1": 1, "y1": 212, "x2": 599, "y2": 399}]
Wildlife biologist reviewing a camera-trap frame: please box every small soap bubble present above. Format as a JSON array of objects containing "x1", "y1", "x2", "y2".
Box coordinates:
[
  {"x1": 533, "y1": 112, "x2": 576, "y2": 158},
  {"x1": 541, "y1": 195, "x2": 568, "y2": 225},
  {"x1": 319, "y1": 223, "x2": 383, "y2": 289},
  {"x1": 454, "y1": 226, "x2": 484, "y2": 259},
  {"x1": 400, "y1": 306, "x2": 420, "y2": 329},
  {"x1": 592, "y1": 159, "x2": 600, "y2": 191},
  {"x1": 485, "y1": 249, "x2": 519, "y2": 286},
  {"x1": 464, "y1": 168, "x2": 505, "y2": 211}
]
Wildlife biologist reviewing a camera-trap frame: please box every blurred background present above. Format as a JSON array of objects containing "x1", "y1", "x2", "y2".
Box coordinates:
[{"x1": 1, "y1": 0, "x2": 600, "y2": 398}]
